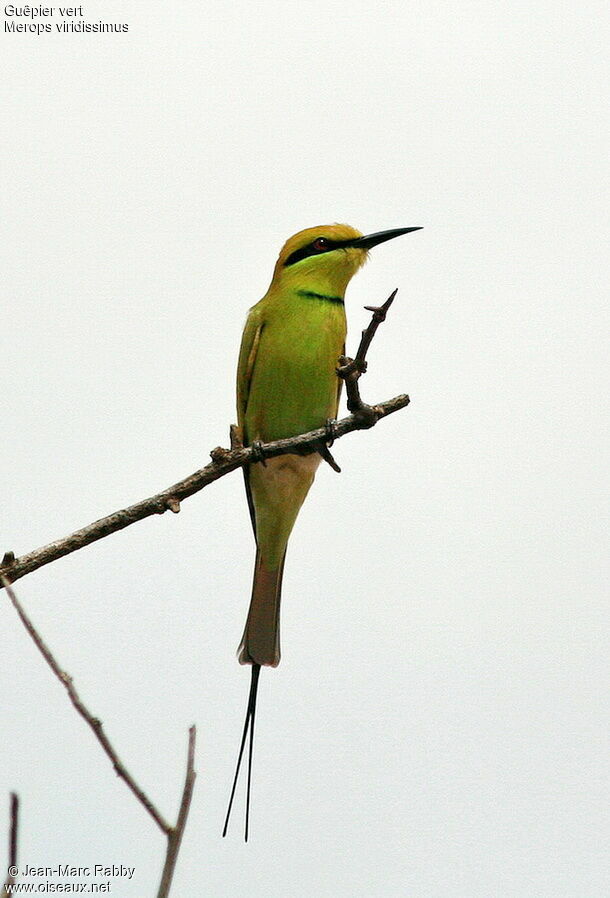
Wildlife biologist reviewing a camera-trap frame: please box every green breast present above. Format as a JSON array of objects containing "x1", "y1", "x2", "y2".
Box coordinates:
[{"x1": 245, "y1": 292, "x2": 346, "y2": 443}]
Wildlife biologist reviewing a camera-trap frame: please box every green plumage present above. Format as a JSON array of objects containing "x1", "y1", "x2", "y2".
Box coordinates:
[
  {"x1": 241, "y1": 293, "x2": 345, "y2": 443},
  {"x1": 236, "y1": 224, "x2": 366, "y2": 666},
  {"x1": 224, "y1": 222, "x2": 421, "y2": 840}
]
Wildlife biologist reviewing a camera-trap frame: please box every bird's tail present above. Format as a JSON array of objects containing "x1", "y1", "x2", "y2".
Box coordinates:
[
  {"x1": 223, "y1": 550, "x2": 285, "y2": 839},
  {"x1": 222, "y1": 662, "x2": 261, "y2": 841},
  {"x1": 237, "y1": 548, "x2": 285, "y2": 668}
]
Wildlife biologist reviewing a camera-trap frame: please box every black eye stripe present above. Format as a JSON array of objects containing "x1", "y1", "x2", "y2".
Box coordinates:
[{"x1": 284, "y1": 238, "x2": 345, "y2": 267}]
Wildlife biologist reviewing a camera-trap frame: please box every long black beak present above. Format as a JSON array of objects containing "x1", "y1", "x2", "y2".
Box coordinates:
[{"x1": 347, "y1": 227, "x2": 422, "y2": 250}]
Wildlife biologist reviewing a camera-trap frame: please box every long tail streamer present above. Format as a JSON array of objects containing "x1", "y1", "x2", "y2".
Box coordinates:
[{"x1": 222, "y1": 663, "x2": 261, "y2": 841}]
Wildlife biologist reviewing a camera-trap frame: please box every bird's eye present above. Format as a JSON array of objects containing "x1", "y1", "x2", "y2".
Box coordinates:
[{"x1": 313, "y1": 237, "x2": 330, "y2": 251}]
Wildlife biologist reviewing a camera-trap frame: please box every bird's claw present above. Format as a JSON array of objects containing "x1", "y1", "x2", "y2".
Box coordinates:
[
  {"x1": 336, "y1": 356, "x2": 367, "y2": 379},
  {"x1": 325, "y1": 418, "x2": 338, "y2": 447},
  {"x1": 250, "y1": 440, "x2": 268, "y2": 466}
]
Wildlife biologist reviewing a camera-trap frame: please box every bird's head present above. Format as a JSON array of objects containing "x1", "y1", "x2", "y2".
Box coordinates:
[{"x1": 269, "y1": 223, "x2": 422, "y2": 298}]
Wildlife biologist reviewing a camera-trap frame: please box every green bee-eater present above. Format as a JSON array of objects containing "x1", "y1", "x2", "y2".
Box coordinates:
[{"x1": 224, "y1": 223, "x2": 422, "y2": 839}]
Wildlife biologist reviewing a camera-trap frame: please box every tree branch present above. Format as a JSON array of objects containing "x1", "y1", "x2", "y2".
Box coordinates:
[
  {"x1": 2, "y1": 793, "x2": 18, "y2": 898},
  {"x1": 0, "y1": 290, "x2": 409, "y2": 898},
  {"x1": 1, "y1": 576, "x2": 172, "y2": 835},
  {"x1": 0, "y1": 294, "x2": 409, "y2": 589},
  {"x1": 338, "y1": 288, "x2": 398, "y2": 419},
  {"x1": 2, "y1": 577, "x2": 197, "y2": 895},
  {"x1": 1, "y1": 291, "x2": 405, "y2": 894},
  {"x1": 157, "y1": 726, "x2": 197, "y2": 898}
]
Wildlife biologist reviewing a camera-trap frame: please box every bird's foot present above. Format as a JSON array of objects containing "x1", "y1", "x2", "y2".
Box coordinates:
[
  {"x1": 336, "y1": 355, "x2": 367, "y2": 379},
  {"x1": 325, "y1": 417, "x2": 338, "y2": 447},
  {"x1": 250, "y1": 440, "x2": 268, "y2": 467}
]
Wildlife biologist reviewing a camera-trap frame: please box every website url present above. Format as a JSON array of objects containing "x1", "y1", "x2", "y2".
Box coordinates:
[{"x1": 5, "y1": 884, "x2": 111, "y2": 894}]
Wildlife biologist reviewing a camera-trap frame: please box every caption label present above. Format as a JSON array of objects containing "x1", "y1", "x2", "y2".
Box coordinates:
[{"x1": 4, "y1": 6, "x2": 129, "y2": 34}]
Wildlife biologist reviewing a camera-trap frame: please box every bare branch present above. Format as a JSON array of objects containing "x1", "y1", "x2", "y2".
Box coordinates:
[
  {"x1": 0, "y1": 398, "x2": 408, "y2": 588},
  {"x1": 1, "y1": 576, "x2": 171, "y2": 835},
  {"x1": 157, "y1": 726, "x2": 197, "y2": 898},
  {"x1": 337, "y1": 289, "x2": 398, "y2": 418},
  {"x1": 1, "y1": 294, "x2": 403, "y2": 894},
  {"x1": 3, "y1": 578, "x2": 198, "y2": 894},
  {"x1": 2, "y1": 793, "x2": 18, "y2": 898},
  {"x1": 1, "y1": 296, "x2": 409, "y2": 589}
]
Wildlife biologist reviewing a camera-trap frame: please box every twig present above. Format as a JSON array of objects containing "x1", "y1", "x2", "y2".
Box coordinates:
[
  {"x1": 1, "y1": 294, "x2": 403, "y2": 894},
  {"x1": 1, "y1": 295, "x2": 408, "y2": 588},
  {"x1": 1, "y1": 576, "x2": 171, "y2": 835},
  {"x1": 337, "y1": 289, "x2": 398, "y2": 418},
  {"x1": 157, "y1": 726, "x2": 197, "y2": 898},
  {"x1": 2, "y1": 578, "x2": 198, "y2": 895},
  {"x1": 2, "y1": 793, "x2": 18, "y2": 898}
]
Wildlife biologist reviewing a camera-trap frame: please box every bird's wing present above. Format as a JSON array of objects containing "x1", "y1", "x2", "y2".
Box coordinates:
[
  {"x1": 236, "y1": 306, "x2": 265, "y2": 536},
  {"x1": 237, "y1": 307, "x2": 264, "y2": 431}
]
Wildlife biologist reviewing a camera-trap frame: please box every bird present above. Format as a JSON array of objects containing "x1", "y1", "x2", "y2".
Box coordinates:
[{"x1": 223, "y1": 223, "x2": 422, "y2": 840}]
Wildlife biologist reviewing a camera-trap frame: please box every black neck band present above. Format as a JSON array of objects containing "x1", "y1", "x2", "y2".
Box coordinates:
[{"x1": 296, "y1": 290, "x2": 344, "y2": 305}]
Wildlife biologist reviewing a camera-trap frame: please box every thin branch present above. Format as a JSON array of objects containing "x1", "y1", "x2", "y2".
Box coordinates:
[
  {"x1": 338, "y1": 288, "x2": 398, "y2": 417},
  {"x1": 1, "y1": 293, "x2": 403, "y2": 895},
  {"x1": 1, "y1": 576, "x2": 171, "y2": 835},
  {"x1": 3, "y1": 578, "x2": 198, "y2": 895},
  {"x1": 3, "y1": 579, "x2": 198, "y2": 894},
  {"x1": 0, "y1": 399, "x2": 406, "y2": 588},
  {"x1": 157, "y1": 726, "x2": 197, "y2": 898},
  {"x1": 0, "y1": 295, "x2": 409, "y2": 589},
  {"x1": 2, "y1": 793, "x2": 18, "y2": 898}
]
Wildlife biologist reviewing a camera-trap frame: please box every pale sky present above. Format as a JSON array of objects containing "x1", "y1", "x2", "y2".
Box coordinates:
[{"x1": 1, "y1": 2, "x2": 608, "y2": 896}]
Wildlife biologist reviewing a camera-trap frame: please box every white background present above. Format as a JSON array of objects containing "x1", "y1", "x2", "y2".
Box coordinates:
[{"x1": 1, "y1": 2, "x2": 608, "y2": 895}]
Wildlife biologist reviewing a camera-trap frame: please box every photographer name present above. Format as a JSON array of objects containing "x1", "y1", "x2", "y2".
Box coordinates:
[{"x1": 21, "y1": 864, "x2": 135, "y2": 879}]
